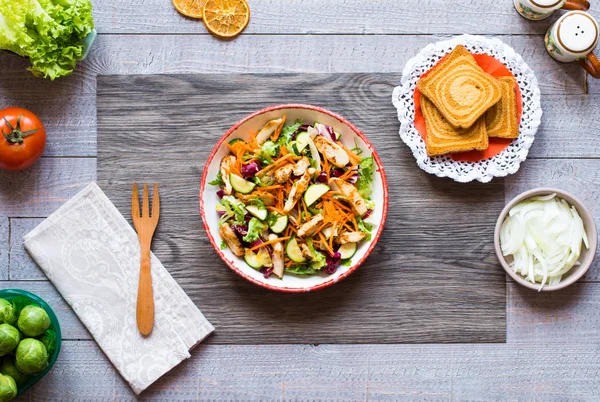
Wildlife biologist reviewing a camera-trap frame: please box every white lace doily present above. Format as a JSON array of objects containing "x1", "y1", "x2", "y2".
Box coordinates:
[{"x1": 392, "y1": 34, "x2": 542, "y2": 183}]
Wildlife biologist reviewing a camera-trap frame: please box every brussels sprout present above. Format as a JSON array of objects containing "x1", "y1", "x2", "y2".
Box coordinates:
[
  {"x1": 0, "y1": 373, "x2": 16, "y2": 402},
  {"x1": 40, "y1": 330, "x2": 56, "y2": 355},
  {"x1": 0, "y1": 301, "x2": 16, "y2": 326},
  {"x1": 15, "y1": 338, "x2": 48, "y2": 374},
  {"x1": 17, "y1": 306, "x2": 50, "y2": 337},
  {"x1": 0, "y1": 325, "x2": 19, "y2": 357},
  {"x1": 0, "y1": 357, "x2": 25, "y2": 386}
]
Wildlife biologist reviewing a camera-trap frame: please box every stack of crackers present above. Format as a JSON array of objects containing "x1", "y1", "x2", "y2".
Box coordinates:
[{"x1": 417, "y1": 45, "x2": 519, "y2": 157}]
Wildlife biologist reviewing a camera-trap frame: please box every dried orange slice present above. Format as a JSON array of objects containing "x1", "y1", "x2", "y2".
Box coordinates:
[
  {"x1": 202, "y1": 0, "x2": 250, "y2": 38},
  {"x1": 173, "y1": 0, "x2": 205, "y2": 19}
]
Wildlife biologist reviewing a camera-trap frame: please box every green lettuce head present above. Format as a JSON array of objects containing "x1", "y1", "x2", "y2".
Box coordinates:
[
  {"x1": 0, "y1": 357, "x2": 26, "y2": 386},
  {"x1": 0, "y1": 373, "x2": 16, "y2": 402},
  {"x1": 0, "y1": 0, "x2": 95, "y2": 80},
  {"x1": 15, "y1": 338, "x2": 48, "y2": 374},
  {"x1": 17, "y1": 306, "x2": 50, "y2": 337},
  {"x1": 0, "y1": 325, "x2": 19, "y2": 357},
  {"x1": 0, "y1": 300, "x2": 16, "y2": 326}
]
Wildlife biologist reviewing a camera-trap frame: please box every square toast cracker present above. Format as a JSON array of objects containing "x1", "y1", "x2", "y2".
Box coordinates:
[
  {"x1": 485, "y1": 76, "x2": 519, "y2": 139},
  {"x1": 417, "y1": 45, "x2": 503, "y2": 129},
  {"x1": 421, "y1": 96, "x2": 489, "y2": 157}
]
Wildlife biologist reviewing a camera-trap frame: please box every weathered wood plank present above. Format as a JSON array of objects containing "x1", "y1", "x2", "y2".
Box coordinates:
[
  {"x1": 0, "y1": 281, "x2": 89, "y2": 341},
  {"x1": 505, "y1": 159, "x2": 600, "y2": 281},
  {"x1": 97, "y1": 73, "x2": 506, "y2": 344},
  {"x1": 9, "y1": 218, "x2": 44, "y2": 281},
  {"x1": 0, "y1": 34, "x2": 591, "y2": 97},
  {"x1": 0, "y1": 157, "x2": 96, "y2": 217},
  {"x1": 507, "y1": 282, "x2": 600, "y2": 344},
  {"x1": 93, "y1": 0, "x2": 600, "y2": 35},
  {"x1": 18, "y1": 340, "x2": 600, "y2": 400},
  {"x1": 1, "y1": 91, "x2": 600, "y2": 158},
  {"x1": 4, "y1": 276, "x2": 600, "y2": 347},
  {"x1": 0, "y1": 218, "x2": 8, "y2": 280}
]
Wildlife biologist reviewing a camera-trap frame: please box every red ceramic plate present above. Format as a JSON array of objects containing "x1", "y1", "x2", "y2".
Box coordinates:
[{"x1": 199, "y1": 104, "x2": 388, "y2": 292}]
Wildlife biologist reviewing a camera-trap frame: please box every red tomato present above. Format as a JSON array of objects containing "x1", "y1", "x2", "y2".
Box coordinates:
[{"x1": 0, "y1": 107, "x2": 46, "y2": 171}]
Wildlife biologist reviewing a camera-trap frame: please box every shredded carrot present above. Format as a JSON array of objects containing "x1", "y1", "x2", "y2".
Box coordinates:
[
  {"x1": 255, "y1": 153, "x2": 295, "y2": 176},
  {"x1": 318, "y1": 232, "x2": 334, "y2": 254},
  {"x1": 249, "y1": 236, "x2": 290, "y2": 251},
  {"x1": 271, "y1": 115, "x2": 286, "y2": 141},
  {"x1": 338, "y1": 168, "x2": 356, "y2": 181}
]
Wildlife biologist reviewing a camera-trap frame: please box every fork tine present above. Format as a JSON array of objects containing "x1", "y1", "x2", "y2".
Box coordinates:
[
  {"x1": 152, "y1": 183, "x2": 160, "y2": 224},
  {"x1": 132, "y1": 182, "x2": 140, "y2": 231},
  {"x1": 142, "y1": 182, "x2": 150, "y2": 218}
]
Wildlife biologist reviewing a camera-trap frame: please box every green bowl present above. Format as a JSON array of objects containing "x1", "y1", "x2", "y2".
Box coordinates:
[{"x1": 0, "y1": 289, "x2": 62, "y2": 396}]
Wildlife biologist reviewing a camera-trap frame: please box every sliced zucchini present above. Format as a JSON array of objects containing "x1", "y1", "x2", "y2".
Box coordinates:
[
  {"x1": 269, "y1": 214, "x2": 288, "y2": 234},
  {"x1": 295, "y1": 132, "x2": 310, "y2": 153},
  {"x1": 304, "y1": 184, "x2": 330, "y2": 207},
  {"x1": 230, "y1": 173, "x2": 256, "y2": 194},
  {"x1": 247, "y1": 204, "x2": 267, "y2": 220},
  {"x1": 286, "y1": 237, "x2": 306, "y2": 263},
  {"x1": 244, "y1": 250, "x2": 263, "y2": 269},
  {"x1": 337, "y1": 242, "x2": 357, "y2": 260}
]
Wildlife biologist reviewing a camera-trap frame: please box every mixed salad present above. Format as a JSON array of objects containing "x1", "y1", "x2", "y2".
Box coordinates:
[{"x1": 209, "y1": 116, "x2": 376, "y2": 279}]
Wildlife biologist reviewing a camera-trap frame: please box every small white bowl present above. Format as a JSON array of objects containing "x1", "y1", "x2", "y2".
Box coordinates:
[
  {"x1": 199, "y1": 104, "x2": 389, "y2": 292},
  {"x1": 494, "y1": 188, "x2": 597, "y2": 291}
]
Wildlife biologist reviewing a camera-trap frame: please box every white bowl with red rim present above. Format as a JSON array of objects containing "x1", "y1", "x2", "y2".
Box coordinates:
[{"x1": 199, "y1": 104, "x2": 389, "y2": 292}]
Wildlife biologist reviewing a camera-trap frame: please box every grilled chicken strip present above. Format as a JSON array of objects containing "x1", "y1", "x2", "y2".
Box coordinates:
[
  {"x1": 292, "y1": 156, "x2": 310, "y2": 176},
  {"x1": 300, "y1": 243, "x2": 313, "y2": 260},
  {"x1": 220, "y1": 155, "x2": 237, "y2": 195},
  {"x1": 329, "y1": 178, "x2": 368, "y2": 216},
  {"x1": 297, "y1": 214, "x2": 324, "y2": 238},
  {"x1": 256, "y1": 118, "x2": 285, "y2": 145},
  {"x1": 219, "y1": 222, "x2": 244, "y2": 256},
  {"x1": 237, "y1": 192, "x2": 277, "y2": 206},
  {"x1": 337, "y1": 231, "x2": 367, "y2": 244},
  {"x1": 283, "y1": 170, "x2": 312, "y2": 213},
  {"x1": 313, "y1": 135, "x2": 350, "y2": 167},
  {"x1": 269, "y1": 234, "x2": 285, "y2": 278},
  {"x1": 274, "y1": 163, "x2": 294, "y2": 184}
]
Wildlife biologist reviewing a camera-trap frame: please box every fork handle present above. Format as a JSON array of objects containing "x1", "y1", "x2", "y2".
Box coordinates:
[{"x1": 136, "y1": 243, "x2": 154, "y2": 336}]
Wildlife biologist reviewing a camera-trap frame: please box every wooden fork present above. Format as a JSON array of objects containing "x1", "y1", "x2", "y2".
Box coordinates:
[{"x1": 132, "y1": 183, "x2": 160, "y2": 336}]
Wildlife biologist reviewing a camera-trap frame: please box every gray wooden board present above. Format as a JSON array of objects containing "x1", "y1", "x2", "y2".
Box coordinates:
[{"x1": 96, "y1": 73, "x2": 506, "y2": 344}]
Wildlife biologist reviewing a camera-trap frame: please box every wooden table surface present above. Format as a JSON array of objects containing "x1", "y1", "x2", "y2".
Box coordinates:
[{"x1": 1, "y1": 1, "x2": 600, "y2": 400}]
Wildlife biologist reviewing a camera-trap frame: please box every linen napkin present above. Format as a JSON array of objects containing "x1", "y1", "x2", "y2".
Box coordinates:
[{"x1": 23, "y1": 183, "x2": 214, "y2": 394}]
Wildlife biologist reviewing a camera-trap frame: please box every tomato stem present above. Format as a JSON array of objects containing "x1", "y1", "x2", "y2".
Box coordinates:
[{"x1": 2, "y1": 115, "x2": 38, "y2": 144}]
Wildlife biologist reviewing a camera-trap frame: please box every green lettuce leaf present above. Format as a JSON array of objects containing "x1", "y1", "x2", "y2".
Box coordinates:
[
  {"x1": 220, "y1": 195, "x2": 247, "y2": 225},
  {"x1": 243, "y1": 217, "x2": 267, "y2": 243},
  {"x1": 306, "y1": 238, "x2": 326, "y2": 270},
  {"x1": 285, "y1": 265, "x2": 319, "y2": 275},
  {"x1": 355, "y1": 156, "x2": 375, "y2": 199},
  {"x1": 0, "y1": 0, "x2": 94, "y2": 80},
  {"x1": 277, "y1": 120, "x2": 303, "y2": 145}
]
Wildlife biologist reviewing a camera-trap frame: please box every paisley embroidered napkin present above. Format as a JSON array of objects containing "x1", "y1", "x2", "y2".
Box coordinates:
[{"x1": 23, "y1": 183, "x2": 214, "y2": 394}]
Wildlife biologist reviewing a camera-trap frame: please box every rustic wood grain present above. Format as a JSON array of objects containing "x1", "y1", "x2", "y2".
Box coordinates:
[
  {"x1": 9, "y1": 218, "x2": 45, "y2": 280},
  {"x1": 0, "y1": 157, "x2": 96, "y2": 216},
  {"x1": 1, "y1": 92, "x2": 599, "y2": 158},
  {"x1": 17, "y1": 340, "x2": 600, "y2": 401},
  {"x1": 0, "y1": 218, "x2": 7, "y2": 280},
  {"x1": 92, "y1": 0, "x2": 600, "y2": 35},
  {"x1": 96, "y1": 73, "x2": 506, "y2": 344},
  {"x1": 0, "y1": 35, "x2": 593, "y2": 97},
  {"x1": 4, "y1": 274, "x2": 600, "y2": 347}
]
